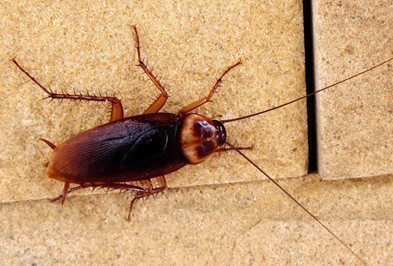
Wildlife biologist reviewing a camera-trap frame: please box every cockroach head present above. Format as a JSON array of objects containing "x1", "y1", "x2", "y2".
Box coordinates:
[{"x1": 180, "y1": 114, "x2": 227, "y2": 164}]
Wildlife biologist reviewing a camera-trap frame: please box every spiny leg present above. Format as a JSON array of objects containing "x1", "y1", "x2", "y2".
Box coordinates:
[
  {"x1": 60, "y1": 182, "x2": 70, "y2": 205},
  {"x1": 157, "y1": 175, "x2": 167, "y2": 188},
  {"x1": 131, "y1": 25, "x2": 168, "y2": 114},
  {"x1": 50, "y1": 184, "x2": 86, "y2": 202},
  {"x1": 178, "y1": 61, "x2": 242, "y2": 116},
  {"x1": 50, "y1": 183, "x2": 145, "y2": 202},
  {"x1": 12, "y1": 59, "x2": 124, "y2": 122},
  {"x1": 127, "y1": 176, "x2": 167, "y2": 221},
  {"x1": 140, "y1": 179, "x2": 153, "y2": 191},
  {"x1": 99, "y1": 183, "x2": 146, "y2": 192}
]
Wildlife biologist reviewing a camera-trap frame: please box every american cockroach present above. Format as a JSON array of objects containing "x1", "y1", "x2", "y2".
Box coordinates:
[{"x1": 12, "y1": 25, "x2": 392, "y2": 263}]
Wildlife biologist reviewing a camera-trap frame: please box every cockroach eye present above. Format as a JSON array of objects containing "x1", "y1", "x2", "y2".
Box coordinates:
[{"x1": 213, "y1": 120, "x2": 226, "y2": 146}]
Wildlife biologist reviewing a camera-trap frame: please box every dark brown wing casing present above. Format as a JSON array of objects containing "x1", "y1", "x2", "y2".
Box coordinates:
[{"x1": 48, "y1": 113, "x2": 187, "y2": 183}]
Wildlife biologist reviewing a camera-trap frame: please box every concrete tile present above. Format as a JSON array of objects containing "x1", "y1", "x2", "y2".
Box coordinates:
[
  {"x1": 313, "y1": 0, "x2": 393, "y2": 179},
  {"x1": 0, "y1": 174, "x2": 392, "y2": 264},
  {"x1": 0, "y1": 1, "x2": 307, "y2": 202}
]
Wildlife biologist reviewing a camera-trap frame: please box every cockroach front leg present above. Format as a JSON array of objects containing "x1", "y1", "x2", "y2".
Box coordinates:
[
  {"x1": 178, "y1": 61, "x2": 242, "y2": 116},
  {"x1": 127, "y1": 176, "x2": 168, "y2": 221},
  {"x1": 131, "y1": 25, "x2": 169, "y2": 114},
  {"x1": 12, "y1": 59, "x2": 124, "y2": 122}
]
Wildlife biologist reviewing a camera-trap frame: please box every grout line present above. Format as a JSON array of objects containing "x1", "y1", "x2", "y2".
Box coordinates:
[
  {"x1": 2, "y1": 173, "x2": 392, "y2": 206},
  {"x1": 302, "y1": 0, "x2": 318, "y2": 172}
]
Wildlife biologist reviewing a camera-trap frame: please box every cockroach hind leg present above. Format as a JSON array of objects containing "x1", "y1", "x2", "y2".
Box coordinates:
[
  {"x1": 50, "y1": 182, "x2": 145, "y2": 204},
  {"x1": 60, "y1": 182, "x2": 70, "y2": 205},
  {"x1": 50, "y1": 184, "x2": 86, "y2": 202},
  {"x1": 40, "y1": 138, "x2": 56, "y2": 149},
  {"x1": 139, "y1": 179, "x2": 153, "y2": 190},
  {"x1": 126, "y1": 185, "x2": 167, "y2": 221},
  {"x1": 126, "y1": 190, "x2": 154, "y2": 221},
  {"x1": 12, "y1": 59, "x2": 124, "y2": 123},
  {"x1": 127, "y1": 193, "x2": 141, "y2": 221}
]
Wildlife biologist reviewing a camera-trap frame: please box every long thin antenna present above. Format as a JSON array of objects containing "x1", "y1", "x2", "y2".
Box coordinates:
[
  {"x1": 226, "y1": 142, "x2": 366, "y2": 264},
  {"x1": 221, "y1": 57, "x2": 392, "y2": 123}
]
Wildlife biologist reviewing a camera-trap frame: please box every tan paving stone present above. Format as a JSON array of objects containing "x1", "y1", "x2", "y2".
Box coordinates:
[
  {"x1": 0, "y1": 174, "x2": 392, "y2": 264},
  {"x1": 313, "y1": 0, "x2": 393, "y2": 179},
  {"x1": 0, "y1": 0, "x2": 307, "y2": 202}
]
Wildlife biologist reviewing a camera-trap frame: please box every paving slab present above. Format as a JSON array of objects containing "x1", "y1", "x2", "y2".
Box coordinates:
[
  {"x1": 0, "y1": 174, "x2": 392, "y2": 264},
  {"x1": 313, "y1": 0, "x2": 393, "y2": 179},
  {"x1": 0, "y1": 0, "x2": 307, "y2": 202}
]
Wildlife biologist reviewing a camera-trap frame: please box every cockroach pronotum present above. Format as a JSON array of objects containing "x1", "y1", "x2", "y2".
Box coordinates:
[{"x1": 12, "y1": 25, "x2": 392, "y2": 264}]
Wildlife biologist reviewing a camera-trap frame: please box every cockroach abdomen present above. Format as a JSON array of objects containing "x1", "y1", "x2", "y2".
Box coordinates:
[{"x1": 47, "y1": 113, "x2": 187, "y2": 183}]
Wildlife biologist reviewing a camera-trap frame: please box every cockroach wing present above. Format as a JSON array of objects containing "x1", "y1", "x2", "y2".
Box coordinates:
[
  {"x1": 118, "y1": 128, "x2": 169, "y2": 168},
  {"x1": 49, "y1": 113, "x2": 187, "y2": 183}
]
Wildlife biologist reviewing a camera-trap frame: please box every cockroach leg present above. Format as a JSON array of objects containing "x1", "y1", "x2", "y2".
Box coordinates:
[
  {"x1": 140, "y1": 179, "x2": 153, "y2": 191},
  {"x1": 156, "y1": 175, "x2": 167, "y2": 188},
  {"x1": 60, "y1": 182, "x2": 70, "y2": 205},
  {"x1": 131, "y1": 25, "x2": 168, "y2": 114},
  {"x1": 50, "y1": 185, "x2": 85, "y2": 202},
  {"x1": 177, "y1": 60, "x2": 242, "y2": 115},
  {"x1": 109, "y1": 101, "x2": 124, "y2": 122},
  {"x1": 127, "y1": 187, "x2": 166, "y2": 221},
  {"x1": 11, "y1": 59, "x2": 124, "y2": 122},
  {"x1": 127, "y1": 176, "x2": 167, "y2": 221},
  {"x1": 40, "y1": 138, "x2": 56, "y2": 149},
  {"x1": 98, "y1": 183, "x2": 145, "y2": 192},
  {"x1": 50, "y1": 183, "x2": 145, "y2": 202}
]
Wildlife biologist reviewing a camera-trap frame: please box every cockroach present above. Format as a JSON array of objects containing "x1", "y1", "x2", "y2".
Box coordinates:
[{"x1": 12, "y1": 25, "x2": 392, "y2": 263}]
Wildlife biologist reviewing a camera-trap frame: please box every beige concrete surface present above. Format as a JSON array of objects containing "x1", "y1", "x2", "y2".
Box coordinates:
[
  {"x1": 2, "y1": 1, "x2": 391, "y2": 265},
  {"x1": 313, "y1": 0, "x2": 393, "y2": 179},
  {"x1": 0, "y1": 174, "x2": 392, "y2": 264},
  {"x1": 0, "y1": 1, "x2": 307, "y2": 203}
]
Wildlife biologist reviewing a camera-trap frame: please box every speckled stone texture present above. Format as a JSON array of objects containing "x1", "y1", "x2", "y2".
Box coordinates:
[
  {"x1": 313, "y1": 0, "x2": 393, "y2": 179},
  {"x1": 3, "y1": 1, "x2": 391, "y2": 265},
  {"x1": 0, "y1": 174, "x2": 392, "y2": 264},
  {"x1": 0, "y1": 0, "x2": 306, "y2": 202}
]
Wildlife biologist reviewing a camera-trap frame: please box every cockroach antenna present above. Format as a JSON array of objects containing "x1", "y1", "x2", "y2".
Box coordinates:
[
  {"x1": 226, "y1": 142, "x2": 366, "y2": 264},
  {"x1": 222, "y1": 57, "x2": 393, "y2": 264},
  {"x1": 221, "y1": 57, "x2": 392, "y2": 123}
]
